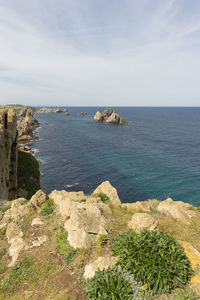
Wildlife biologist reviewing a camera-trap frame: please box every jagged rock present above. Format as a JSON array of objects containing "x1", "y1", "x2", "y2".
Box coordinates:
[
  {"x1": 122, "y1": 199, "x2": 160, "y2": 212},
  {"x1": 30, "y1": 189, "x2": 48, "y2": 208},
  {"x1": 104, "y1": 112, "x2": 120, "y2": 124},
  {"x1": 86, "y1": 196, "x2": 112, "y2": 216},
  {"x1": 94, "y1": 108, "x2": 128, "y2": 125},
  {"x1": 64, "y1": 202, "x2": 107, "y2": 249},
  {"x1": 10, "y1": 198, "x2": 30, "y2": 220},
  {"x1": 129, "y1": 121, "x2": 134, "y2": 125},
  {"x1": 65, "y1": 112, "x2": 69, "y2": 116},
  {"x1": 25, "y1": 235, "x2": 48, "y2": 250},
  {"x1": 94, "y1": 111, "x2": 103, "y2": 122},
  {"x1": 128, "y1": 213, "x2": 158, "y2": 232},
  {"x1": 84, "y1": 255, "x2": 118, "y2": 279},
  {"x1": 6, "y1": 222, "x2": 25, "y2": 267},
  {"x1": 80, "y1": 112, "x2": 87, "y2": 115},
  {"x1": 93, "y1": 181, "x2": 121, "y2": 207},
  {"x1": 119, "y1": 116, "x2": 128, "y2": 125},
  {"x1": 157, "y1": 198, "x2": 199, "y2": 222}
]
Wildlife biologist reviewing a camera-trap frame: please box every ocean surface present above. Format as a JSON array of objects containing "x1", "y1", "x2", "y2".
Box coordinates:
[{"x1": 30, "y1": 107, "x2": 200, "y2": 205}]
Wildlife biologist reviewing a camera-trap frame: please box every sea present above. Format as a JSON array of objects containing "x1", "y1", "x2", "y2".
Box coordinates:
[{"x1": 29, "y1": 107, "x2": 200, "y2": 206}]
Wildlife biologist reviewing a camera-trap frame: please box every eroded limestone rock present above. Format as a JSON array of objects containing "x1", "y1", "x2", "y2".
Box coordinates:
[
  {"x1": 84, "y1": 255, "x2": 118, "y2": 279},
  {"x1": 30, "y1": 189, "x2": 48, "y2": 208},
  {"x1": 128, "y1": 213, "x2": 158, "y2": 232},
  {"x1": 93, "y1": 181, "x2": 121, "y2": 207}
]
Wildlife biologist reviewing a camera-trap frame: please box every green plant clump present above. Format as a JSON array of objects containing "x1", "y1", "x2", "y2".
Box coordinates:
[
  {"x1": 0, "y1": 249, "x2": 6, "y2": 261},
  {"x1": 197, "y1": 206, "x2": 200, "y2": 212},
  {"x1": 55, "y1": 228, "x2": 76, "y2": 264},
  {"x1": 0, "y1": 205, "x2": 11, "y2": 213},
  {"x1": 97, "y1": 234, "x2": 108, "y2": 248},
  {"x1": 112, "y1": 230, "x2": 193, "y2": 295},
  {"x1": 40, "y1": 198, "x2": 55, "y2": 216},
  {"x1": 98, "y1": 193, "x2": 110, "y2": 203},
  {"x1": 84, "y1": 265, "x2": 144, "y2": 300},
  {"x1": 0, "y1": 257, "x2": 34, "y2": 294}
]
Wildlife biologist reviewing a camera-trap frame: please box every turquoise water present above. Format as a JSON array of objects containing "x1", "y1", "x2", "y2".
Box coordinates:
[{"x1": 30, "y1": 107, "x2": 200, "y2": 205}]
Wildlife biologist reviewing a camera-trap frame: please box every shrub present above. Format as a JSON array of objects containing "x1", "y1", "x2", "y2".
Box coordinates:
[
  {"x1": 0, "y1": 249, "x2": 6, "y2": 260},
  {"x1": 0, "y1": 205, "x2": 10, "y2": 213},
  {"x1": 83, "y1": 265, "x2": 143, "y2": 300},
  {"x1": 112, "y1": 230, "x2": 193, "y2": 295},
  {"x1": 98, "y1": 193, "x2": 110, "y2": 203},
  {"x1": 55, "y1": 228, "x2": 76, "y2": 264},
  {"x1": 97, "y1": 234, "x2": 108, "y2": 247},
  {"x1": 40, "y1": 198, "x2": 55, "y2": 216}
]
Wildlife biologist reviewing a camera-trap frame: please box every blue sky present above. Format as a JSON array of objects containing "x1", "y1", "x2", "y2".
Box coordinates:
[{"x1": 0, "y1": 0, "x2": 200, "y2": 106}]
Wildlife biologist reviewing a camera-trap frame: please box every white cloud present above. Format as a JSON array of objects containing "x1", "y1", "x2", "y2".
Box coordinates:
[{"x1": 0, "y1": 0, "x2": 200, "y2": 106}]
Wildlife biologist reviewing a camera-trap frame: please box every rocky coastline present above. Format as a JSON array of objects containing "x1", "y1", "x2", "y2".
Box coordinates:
[{"x1": 0, "y1": 180, "x2": 200, "y2": 299}]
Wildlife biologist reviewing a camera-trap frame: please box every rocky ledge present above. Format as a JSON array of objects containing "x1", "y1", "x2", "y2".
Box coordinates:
[
  {"x1": 0, "y1": 181, "x2": 200, "y2": 299},
  {"x1": 36, "y1": 108, "x2": 64, "y2": 114},
  {"x1": 94, "y1": 108, "x2": 129, "y2": 125}
]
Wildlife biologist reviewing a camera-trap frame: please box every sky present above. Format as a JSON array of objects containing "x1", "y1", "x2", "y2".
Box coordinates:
[{"x1": 0, "y1": 0, "x2": 200, "y2": 106}]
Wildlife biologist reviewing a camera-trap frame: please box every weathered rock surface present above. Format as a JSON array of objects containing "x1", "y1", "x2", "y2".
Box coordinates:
[
  {"x1": 122, "y1": 199, "x2": 160, "y2": 212},
  {"x1": 93, "y1": 108, "x2": 128, "y2": 125},
  {"x1": 64, "y1": 202, "x2": 107, "y2": 248},
  {"x1": 84, "y1": 255, "x2": 118, "y2": 279},
  {"x1": 128, "y1": 213, "x2": 158, "y2": 232},
  {"x1": 30, "y1": 189, "x2": 48, "y2": 208},
  {"x1": 17, "y1": 108, "x2": 39, "y2": 143},
  {"x1": 180, "y1": 241, "x2": 200, "y2": 296},
  {"x1": 80, "y1": 112, "x2": 87, "y2": 115},
  {"x1": 6, "y1": 221, "x2": 25, "y2": 267},
  {"x1": 0, "y1": 109, "x2": 18, "y2": 200},
  {"x1": 92, "y1": 181, "x2": 121, "y2": 207},
  {"x1": 157, "y1": 198, "x2": 199, "y2": 222}
]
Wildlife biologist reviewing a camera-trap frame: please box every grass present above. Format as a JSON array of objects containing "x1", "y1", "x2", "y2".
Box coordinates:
[
  {"x1": 167, "y1": 286, "x2": 199, "y2": 300},
  {"x1": 40, "y1": 198, "x2": 55, "y2": 216},
  {"x1": 55, "y1": 228, "x2": 76, "y2": 264},
  {"x1": 0, "y1": 249, "x2": 6, "y2": 261},
  {"x1": 0, "y1": 205, "x2": 11, "y2": 213},
  {"x1": 98, "y1": 193, "x2": 110, "y2": 203},
  {"x1": 17, "y1": 150, "x2": 40, "y2": 199}
]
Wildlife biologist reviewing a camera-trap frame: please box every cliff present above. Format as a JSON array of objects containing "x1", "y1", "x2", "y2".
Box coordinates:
[
  {"x1": 0, "y1": 107, "x2": 40, "y2": 201},
  {"x1": 0, "y1": 109, "x2": 18, "y2": 201},
  {"x1": 0, "y1": 181, "x2": 199, "y2": 299}
]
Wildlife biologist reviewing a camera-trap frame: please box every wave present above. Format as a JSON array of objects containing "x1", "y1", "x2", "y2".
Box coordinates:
[{"x1": 65, "y1": 182, "x2": 79, "y2": 188}]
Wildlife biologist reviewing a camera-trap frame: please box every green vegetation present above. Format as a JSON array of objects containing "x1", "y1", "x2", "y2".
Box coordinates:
[
  {"x1": 40, "y1": 198, "x2": 55, "y2": 216},
  {"x1": 0, "y1": 257, "x2": 34, "y2": 294},
  {"x1": 167, "y1": 287, "x2": 199, "y2": 300},
  {"x1": 0, "y1": 204, "x2": 11, "y2": 213},
  {"x1": 97, "y1": 234, "x2": 108, "y2": 247},
  {"x1": 55, "y1": 228, "x2": 76, "y2": 264},
  {"x1": 197, "y1": 206, "x2": 200, "y2": 212},
  {"x1": 17, "y1": 150, "x2": 40, "y2": 199},
  {"x1": 0, "y1": 228, "x2": 6, "y2": 240},
  {"x1": 112, "y1": 230, "x2": 193, "y2": 295},
  {"x1": 0, "y1": 249, "x2": 6, "y2": 261},
  {"x1": 98, "y1": 193, "x2": 110, "y2": 203},
  {"x1": 84, "y1": 265, "x2": 143, "y2": 300}
]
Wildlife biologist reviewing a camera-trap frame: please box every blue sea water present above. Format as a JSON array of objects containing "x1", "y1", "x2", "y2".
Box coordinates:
[{"x1": 30, "y1": 107, "x2": 200, "y2": 205}]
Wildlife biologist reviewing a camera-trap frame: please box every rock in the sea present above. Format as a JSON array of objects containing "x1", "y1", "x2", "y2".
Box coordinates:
[
  {"x1": 84, "y1": 255, "x2": 118, "y2": 279},
  {"x1": 128, "y1": 213, "x2": 158, "y2": 232},
  {"x1": 80, "y1": 112, "x2": 87, "y2": 115},
  {"x1": 92, "y1": 181, "x2": 121, "y2": 207},
  {"x1": 119, "y1": 116, "x2": 128, "y2": 125},
  {"x1": 93, "y1": 108, "x2": 128, "y2": 125},
  {"x1": 65, "y1": 111, "x2": 69, "y2": 116},
  {"x1": 157, "y1": 198, "x2": 199, "y2": 222},
  {"x1": 94, "y1": 111, "x2": 103, "y2": 122}
]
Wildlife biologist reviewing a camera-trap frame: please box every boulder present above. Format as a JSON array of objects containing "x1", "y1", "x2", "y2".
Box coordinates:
[
  {"x1": 64, "y1": 203, "x2": 107, "y2": 249},
  {"x1": 30, "y1": 190, "x2": 48, "y2": 208},
  {"x1": 80, "y1": 112, "x2": 87, "y2": 115},
  {"x1": 94, "y1": 111, "x2": 103, "y2": 122},
  {"x1": 157, "y1": 198, "x2": 199, "y2": 222},
  {"x1": 65, "y1": 111, "x2": 69, "y2": 116},
  {"x1": 84, "y1": 255, "x2": 118, "y2": 279},
  {"x1": 92, "y1": 181, "x2": 121, "y2": 207},
  {"x1": 128, "y1": 213, "x2": 158, "y2": 232},
  {"x1": 122, "y1": 199, "x2": 160, "y2": 212}
]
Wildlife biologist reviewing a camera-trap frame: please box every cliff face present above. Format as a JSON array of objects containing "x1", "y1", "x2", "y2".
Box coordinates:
[{"x1": 0, "y1": 109, "x2": 18, "y2": 201}]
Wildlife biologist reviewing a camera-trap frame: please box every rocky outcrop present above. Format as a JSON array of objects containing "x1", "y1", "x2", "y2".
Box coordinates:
[
  {"x1": 93, "y1": 108, "x2": 128, "y2": 125},
  {"x1": 36, "y1": 108, "x2": 64, "y2": 114},
  {"x1": 128, "y1": 213, "x2": 158, "y2": 232},
  {"x1": 92, "y1": 181, "x2": 121, "y2": 207},
  {"x1": 80, "y1": 112, "x2": 87, "y2": 115},
  {"x1": 0, "y1": 109, "x2": 18, "y2": 201},
  {"x1": 17, "y1": 107, "x2": 39, "y2": 143},
  {"x1": 157, "y1": 198, "x2": 199, "y2": 222}
]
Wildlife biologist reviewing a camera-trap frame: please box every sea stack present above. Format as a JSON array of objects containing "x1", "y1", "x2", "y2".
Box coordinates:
[{"x1": 93, "y1": 108, "x2": 128, "y2": 125}]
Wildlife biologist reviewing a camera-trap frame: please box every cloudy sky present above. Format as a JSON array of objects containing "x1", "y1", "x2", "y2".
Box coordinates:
[{"x1": 0, "y1": 0, "x2": 200, "y2": 106}]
